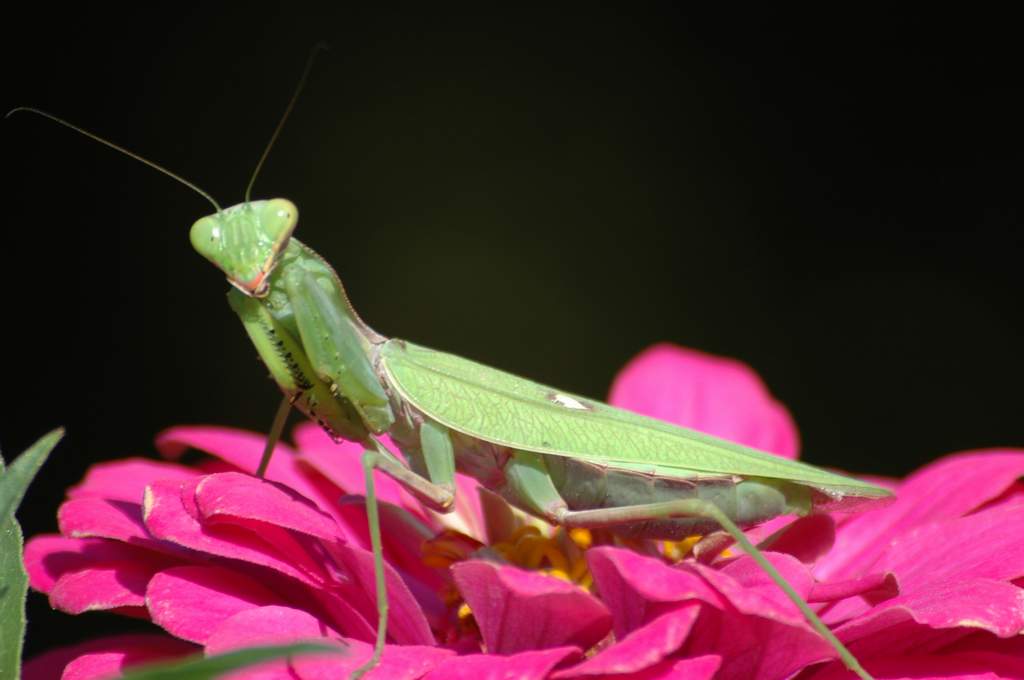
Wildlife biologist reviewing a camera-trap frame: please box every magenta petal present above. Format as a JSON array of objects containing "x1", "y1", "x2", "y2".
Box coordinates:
[
  {"x1": 143, "y1": 478, "x2": 320, "y2": 586},
  {"x1": 608, "y1": 655, "x2": 722, "y2": 680},
  {"x1": 67, "y1": 458, "x2": 199, "y2": 503},
  {"x1": 586, "y1": 547, "x2": 722, "y2": 636},
  {"x1": 57, "y1": 498, "x2": 184, "y2": 560},
  {"x1": 587, "y1": 547, "x2": 833, "y2": 680},
  {"x1": 326, "y1": 542, "x2": 436, "y2": 646},
  {"x1": 291, "y1": 422, "x2": 409, "y2": 506},
  {"x1": 817, "y1": 449, "x2": 1024, "y2": 581},
  {"x1": 202, "y1": 606, "x2": 345, "y2": 680},
  {"x1": 427, "y1": 647, "x2": 582, "y2": 680},
  {"x1": 195, "y1": 472, "x2": 343, "y2": 543},
  {"x1": 757, "y1": 514, "x2": 836, "y2": 565},
  {"x1": 147, "y1": 565, "x2": 286, "y2": 644},
  {"x1": 22, "y1": 634, "x2": 196, "y2": 680},
  {"x1": 24, "y1": 535, "x2": 100, "y2": 593},
  {"x1": 608, "y1": 343, "x2": 799, "y2": 458},
  {"x1": 452, "y1": 560, "x2": 611, "y2": 654},
  {"x1": 878, "y1": 503, "x2": 1024, "y2": 590},
  {"x1": 809, "y1": 650, "x2": 1024, "y2": 680},
  {"x1": 207, "y1": 607, "x2": 451, "y2": 680},
  {"x1": 719, "y1": 551, "x2": 815, "y2": 602},
  {"x1": 155, "y1": 425, "x2": 319, "y2": 501},
  {"x1": 293, "y1": 638, "x2": 454, "y2": 680},
  {"x1": 808, "y1": 571, "x2": 898, "y2": 604},
  {"x1": 836, "y1": 578, "x2": 1024, "y2": 658},
  {"x1": 552, "y1": 608, "x2": 698, "y2": 678},
  {"x1": 49, "y1": 547, "x2": 172, "y2": 615},
  {"x1": 204, "y1": 604, "x2": 342, "y2": 653}
]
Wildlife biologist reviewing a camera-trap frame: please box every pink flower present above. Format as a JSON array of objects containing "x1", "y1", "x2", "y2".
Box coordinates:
[{"x1": 23, "y1": 344, "x2": 1024, "y2": 679}]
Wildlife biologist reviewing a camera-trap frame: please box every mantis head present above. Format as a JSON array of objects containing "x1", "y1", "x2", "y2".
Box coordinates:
[{"x1": 190, "y1": 198, "x2": 298, "y2": 297}]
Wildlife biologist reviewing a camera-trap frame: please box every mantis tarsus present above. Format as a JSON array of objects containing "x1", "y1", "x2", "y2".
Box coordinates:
[{"x1": 11, "y1": 59, "x2": 891, "y2": 680}]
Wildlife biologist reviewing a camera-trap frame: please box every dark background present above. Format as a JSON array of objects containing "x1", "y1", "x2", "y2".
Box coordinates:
[{"x1": 4, "y1": 6, "x2": 1021, "y2": 656}]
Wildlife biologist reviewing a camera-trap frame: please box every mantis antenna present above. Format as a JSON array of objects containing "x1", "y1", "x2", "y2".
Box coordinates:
[
  {"x1": 244, "y1": 42, "x2": 330, "y2": 203},
  {"x1": 4, "y1": 107, "x2": 221, "y2": 213}
]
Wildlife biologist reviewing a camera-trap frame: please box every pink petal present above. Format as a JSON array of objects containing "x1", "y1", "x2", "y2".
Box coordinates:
[
  {"x1": 426, "y1": 647, "x2": 582, "y2": 680},
  {"x1": 147, "y1": 565, "x2": 286, "y2": 644},
  {"x1": 808, "y1": 571, "x2": 898, "y2": 604},
  {"x1": 816, "y1": 450, "x2": 1024, "y2": 582},
  {"x1": 43, "y1": 540, "x2": 176, "y2": 615},
  {"x1": 756, "y1": 513, "x2": 836, "y2": 565},
  {"x1": 291, "y1": 423, "x2": 410, "y2": 508},
  {"x1": 204, "y1": 606, "x2": 452, "y2": 680},
  {"x1": 22, "y1": 634, "x2": 196, "y2": 680},
  {"x1": 293, "y1": 639, "x2": 454, "y2": 680},
  {"x1": 67, "y1": 458, "x2": 199, "y2": 503},
  {"x1": 203, "y1": 604, "x2": 342, "y2": 653},
  {"x1": 142, "y1": 478, "x2": 322, "y2": 586},
  {"x1": 294, "y1": 422, "x2": 489, "y2": 542},
  {"x1": 23, "y1": 536, "x2": 130, "y2": 593},
  {"x1": 836, "y1": 578, "x2": 1024, "y2": 658},
  {"x1": 156, "y1": 426, "x2": 320, "y2": 503},
  {"x1": 57, "y1": 498, "x2": 189, "y2": 561},
  {"x1": 879, "y1": 502, "x2": 1024, "y2": 590},
  {"x1": 587, "y1": 546, "x2": 834, "y2": 680},
  {"x1": 608, "y1": 343, "x2": 799, "y2": 459},
  {"x1": 809, "y1": 650, "x2": 1024, "y2": 680},
  {"x1": 203, "y1": 606, "x2": 345, "y2": 680},
  {"x1": 552, "y1": 608, "x2": 698, "y2": 678},
  {"x1": 452, "y1": 560, "x2": 612, "y2": 654},
  {"x1": 195, "y1": 472, "x2": 344, "y2": 543},
  {"x1": 325, "y1": 542, "x2": 436, "y2": 646},
  {"x1": 718, "y1": 551, "x2": 815, "y2": 603},
  {"x1": 653, "y1": 655, "x2": 722, "y2": 680}
]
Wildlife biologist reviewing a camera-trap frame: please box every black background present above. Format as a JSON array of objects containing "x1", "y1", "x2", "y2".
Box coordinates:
[{"x1": 4, "y1": 6, "x2": 1021, "y2": 656}]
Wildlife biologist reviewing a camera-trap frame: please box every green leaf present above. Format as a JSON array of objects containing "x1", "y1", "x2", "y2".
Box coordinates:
[
  {"x1": 0, "y1": 427, "x2": 64, "y2": 680},
  {"x1": 117, "y1": 643, "x2": 346, "y2": 680}
]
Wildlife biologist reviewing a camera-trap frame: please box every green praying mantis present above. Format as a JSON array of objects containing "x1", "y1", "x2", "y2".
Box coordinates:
[{"x1": 10, "y1": 57, "x2": 891, "y2": 680}]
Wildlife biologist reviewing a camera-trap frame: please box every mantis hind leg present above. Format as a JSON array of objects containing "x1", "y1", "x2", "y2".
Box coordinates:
[
  {"x1": 502, "y1": 450, "x2": 874, "y2": 680},
  {"x1": 557, "y1": 500, "x2": 874, "y2": 680}
]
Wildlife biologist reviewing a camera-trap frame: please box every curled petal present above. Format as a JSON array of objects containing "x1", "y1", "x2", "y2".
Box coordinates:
[
  {"x1": 147, "y1": 565, "x2": 285, "y2": 644},
  {"x1": 326, "y1": 542, "x2": 436, "y2": 646},
  {"x1": 155, "y1": 426, "x2": 319, "y2": 504},
  {"x1": 50, "y1": 560, "x2": 158, "y2": 614},
  {"x1": 426, "y1": 647, "x2": 581, "y2": 680},
  {"x1": 756, "y1": 513, "x2": 836, "y2": 565},
  {"x1": 879, "y1": 502, "x2": 1024, "y2": 591},
  {"x1": 817, "y1": 450, "x2": 1024, "y2": 582},
  {"x1": 67, "y1": 458, "x2": 199, "y2": 503},
  {"x1": 23, "y1": 536, "x2": 146, "y2": 594},
  {"x1": 552, "y1": 608, "x2": 698, "y2": 678},
  {"x1": 293, "y1": 422, "x2": 488, "y2": 542},
  {"x1": 205, "y1": 606, "x2": 452, "y2": 680},
  {"x1": 587, "y1": 546, "x2": 833, "y2": 680},
  {"x1": 195, "y1": 472, "x2": 343, "y2": 543},
  {"x1": 835, "y1": 578, "x2": 1024, "y2": 658},
  {"x1": 143, "y1": 478, "x2": 322, "y2": 586},
  {"x1": 452, "y1": 560, "x2": 611, "y2": 654},
  {"x1": 22, "y1": 634, "x2": 196, "y2": 680},
  {"x1": 809, "y1": 650, "x2": 1024, "y2": 680},
  {"x1": 608, "y1": 343, "x2": 799, "y2": 459}
]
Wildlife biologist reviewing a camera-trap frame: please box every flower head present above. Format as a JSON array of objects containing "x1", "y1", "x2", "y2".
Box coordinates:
[{"x1": 24, "y1": 345, "x2": 1024, "y2": 679}]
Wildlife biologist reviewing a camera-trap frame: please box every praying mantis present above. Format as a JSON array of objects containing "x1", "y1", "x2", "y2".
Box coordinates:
[{"x1": 10, "y1": 58, "x2": 891, "y2": 680}]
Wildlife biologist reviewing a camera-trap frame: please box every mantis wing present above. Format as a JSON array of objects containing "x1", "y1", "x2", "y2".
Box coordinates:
[{"x1": 380, "y1": 339, "x2": 891, "y2": 508}]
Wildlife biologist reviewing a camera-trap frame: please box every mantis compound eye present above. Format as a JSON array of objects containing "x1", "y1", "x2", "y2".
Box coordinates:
[{"x1": 260, "y1": 198, "x2": 298, "y2": 248}]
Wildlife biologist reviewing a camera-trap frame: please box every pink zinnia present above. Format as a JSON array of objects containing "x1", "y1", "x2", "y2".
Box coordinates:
[{"x1": 23, "y1": 344, "x2": 1024, "y2": 679}]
